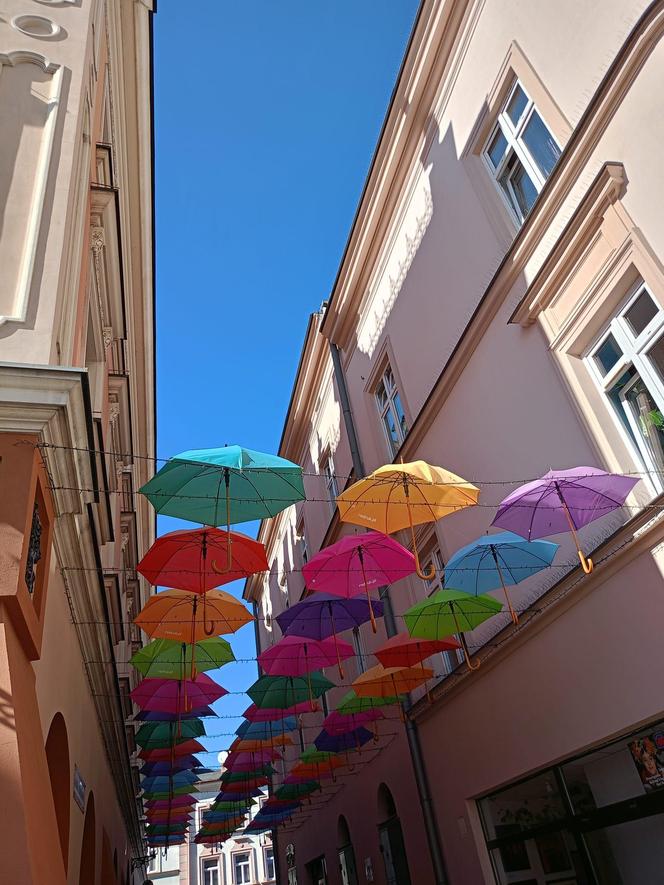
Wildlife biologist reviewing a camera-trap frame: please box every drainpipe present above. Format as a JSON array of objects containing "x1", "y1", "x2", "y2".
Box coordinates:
[{"x1": 328, "y1": 340, "x2": 448, "y2": 885}]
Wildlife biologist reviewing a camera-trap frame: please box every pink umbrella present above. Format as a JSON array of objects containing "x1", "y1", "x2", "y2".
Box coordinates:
[
  {"x1": 259, "y1": 635, "x2": 354, "y2": 676},
  {"x1": 302, "y1": 531, "x2": 415, "y2": 632},
  {"x1": 243, "y1": 700, "x2": 319, "y2": 722},
  {"x1": 224, "y1": 750, "x2": 282, "y2": 769},
  {"x1": 322, "y1": 709, "x2": 384, "y2": 736},
  {"x1": 131, "y1": 674, "x2": 227, "y2": 713}
]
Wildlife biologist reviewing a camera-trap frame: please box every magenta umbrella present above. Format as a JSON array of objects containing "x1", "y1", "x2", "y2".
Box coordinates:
[
  {"x1": 322, "y1": 709, "x2": 383, "y2": 736},
  {"x1": 131, "y1": 674, "x2": 227, "y2": 713},
  {"x1": 259, "y1": 635, "x2": 354, "y2": 676},
  {"x1": 243, "y1": 701, "x2": 319, "y2": 722},
  {"x1": 224, "y1": 750, "x2": 281, "y2": 769},
  {"x1": 492, "y1": 466, "x2": 639, "y2": 574},
  {"x1": 302, "y1": 531, "x2": 415, "y2": 632}
]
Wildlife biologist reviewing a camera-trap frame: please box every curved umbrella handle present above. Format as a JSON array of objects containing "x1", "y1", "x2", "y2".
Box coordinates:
[
  {"x1": 460, "y1": 632, "x2": 480, "y2": 671},
  {"x1": 578, "y1": 550, "x2": 593, "y2": 574},
  {"x1": 202, "y1": 593, "x2": 216, "y2": 636},
  {"x1": 405, "y1": 493, "x2": 436, "y2": 581}
]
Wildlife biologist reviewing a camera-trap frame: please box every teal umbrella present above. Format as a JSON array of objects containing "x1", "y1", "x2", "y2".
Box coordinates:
[{"x1": 139, "y1": 444, "x2": 305, "y2": 530}]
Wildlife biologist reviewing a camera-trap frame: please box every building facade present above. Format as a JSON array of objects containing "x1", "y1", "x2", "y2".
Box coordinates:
[
  {"x1": 245, "y1": 1, "x2": 664, "y2": 884},
  {"x1": 0, "y1": 1, "x2": 155, "y2": 883}
]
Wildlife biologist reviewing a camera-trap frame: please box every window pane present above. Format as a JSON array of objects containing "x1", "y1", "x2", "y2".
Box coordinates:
[
  {"x1": 625, "y1": 290, "x2": 658, "y2": 336},
  {"x1": 487, "y1": 128, "x2": 508, "y2": 168},
  {"x1": 383, "y1": 409, "x2": 400, "y2": 455},
  {"x1": 479, "y1": 771, "x2": 566, "y2": 840},
  {"x1": 392, "y1": 391, "x2": 407, "y2": 439},
  {"x1": 647, "y1": 334, "x2": 664, "y2": 384},
  {"x1": 594, "y1": 334, "x2": 623, "y2": 375},
  {"x1": 500, "y1": 157, "x2": 538, "y2": 218},
  {"x1": 622, "y1": 374, "x2": 664, "y2": 470},
  {"x1": 584, "y1": 815, "x2": 664, "y2": 885},
  {"x1": 521, "y1": 110, "x2": 560, "y2": 177},
  {"x1": 506, "y1": 84, "x2": 528, "y2": 125},
  {"x1": 489, "y1": 829, "x2": 590, "y2": 885}
]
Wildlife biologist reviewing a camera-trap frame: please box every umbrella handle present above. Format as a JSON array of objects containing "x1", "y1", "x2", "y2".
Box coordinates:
[
  {"x1": 329, "y1": 604, "x2": 345, "y2": 680},
  {"x1": 202, "y1": 592, "x2": 216, "y2": 636},
  {"x1": 490, "y1": 547, "x2": 519, "y2": 625},
  {"x1": 556, "y1": 482, "x2": 594, "y2": 574},
  {"x1": 405, "y1": 494, "x2": 435, "y2": 580},
  {"x1": 577, "y1": 549, "x2": 594, "y2": 574},
  {"x1": 451, "y1": 606, "x2": 480, "y2": 671},
  {"x1": 358, "y1": 548, "x2": 377, "y2": 634}
]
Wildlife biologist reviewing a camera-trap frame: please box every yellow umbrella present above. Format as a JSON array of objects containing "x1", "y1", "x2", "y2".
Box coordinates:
[{"x1": 336, "y1": 460, "x2": 479, "y2": 579}]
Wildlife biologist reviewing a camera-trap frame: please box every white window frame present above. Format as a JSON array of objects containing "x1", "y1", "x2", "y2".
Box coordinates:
[
  {"x1": 482, "y1": 79, "x2": 560, "y2": 225},
  {"x1": 296, "y1": 516, "x2": 308, "y2": 565},
  {"x1": 264, "y1": 845, "x2": 276, "y2": 880},
  {"x1": 585, "y1": 281, "x2": 664, "y2": 495},
  {"x1": 322, "y1": 452, "x2": 339, "y2": 509},
  {"x1": 374, "y1": 363, "x2": 408, "y2": 457},
  {"x1": 232, "y1": 850, "x2": 252, "y2": 885},
  {"x1": 202, "y1": 857, "x2": 221, "y2": 885}
]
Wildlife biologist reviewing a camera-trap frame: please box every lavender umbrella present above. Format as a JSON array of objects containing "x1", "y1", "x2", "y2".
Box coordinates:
[
  {"x1": 275, "y1": 592, "x2": 384, "y2": 678},
  {"x1": 492, "y1": 466, "x2": 639, "y2": 573},
  {"x1": 314, "y1": 726, "x2": 374, "y2": 753}
]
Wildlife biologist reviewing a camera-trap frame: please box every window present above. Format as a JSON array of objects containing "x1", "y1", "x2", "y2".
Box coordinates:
[
  {"x1": 322, "y1": 453, "x2": 339, "y2": 509},
  {"x1": 375, "y1": 363, "x2": 408, "y2": 456},
  {"x1": 233, "y1": 851, "x2": 251, "y2": 884},
  {"x1": 483, "y1": 80, "x2": 560, "y2": 224},
  {"x1": 202, "y1": 858, "x2": 220, "y2": 885},
  {"x1": 420, "y1": 546, "x2": 463, "y2": 676},
  {"x1": 264, "y1": 846, "x2": 275, "y2": 880},
  {"x1": 587, "y1": 283, "x2": 664, "y2": 492},
  {"x1": 296, "y1": 517, "x2": 308, "y2": 565}
]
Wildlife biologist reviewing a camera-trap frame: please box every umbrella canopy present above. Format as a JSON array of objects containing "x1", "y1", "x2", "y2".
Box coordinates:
[
  {"x1": 242, "y1": 700, "x2": 318, "y2": 722},
  {"x1": 236, "y1": 717, "x2": 298, "y2": 739},
  {"x1": 444, "y1": 531, "x2": 558, "y2": 623},
  {"x1": 336, "y1": 461, "x2": 479, "y2": 578},
  {"x1": 130, "y1": 637, "x2": 235, "y2": 680},
  {"x1": 275, "y1": 594, "x2": 383, "y2": 678},
  {"x1": 133, "y1": 706, "x2": 215, "y2": 721},
  {"x1": 352, "y1": 663, "x2": 433, "y2": 698},
  {"x1": 131, "y1": 674, "x2": 227, "y2": 713},
  {"x1": 492, "y1": 466, "x2": 638, "y2": 573},
  {"x1": 322, "y1": 709, "x2": 383, "y2": 736},
  {"x1": 336, "y1": 690, "x2": 401, "y2": 714},
  {"x1": 139, "y1": 445, "x2": 305, "y2": 526},
  {"x1": 303, "y1": 531, "x2": 415, "y2": 632},
  {"x1": 135, "y1": 588, "x2": 254, "y2": 641},
  {"x1": 231, "y1": 735, "x2": 294, "y2": 751},
  {"x1": 145, "y1": 795, "x2": 197, "y2": 810},
  {"x1": 404, "y1": 588, "x2": 502, "y2": 670},
  {"x1": 224, "y1": 749, "x2": 281, "y2": 767},
  {"x1": 247, "y1": 673, "x2": 335, "y2": 710},
  {"x1": 374, "y1": 634, "x2": 460, "y2": 669},
  {"x1": 141, "y1": 771, "x2": 198, "y2": 790},
  {"x1": 274, "y1": 781, "x2": 320, "y2": 801},
  {"x1": 134, "y1": 720, "x2": 205, "y2": 748},
  {"x1": 140, "y1": 757, "x2": 202, "y2": 776},
  {"x1": 315, "y1": 726, "x2": 374, "y2": 753},
  {"x1": 137, "y1": 527, "x2": 268, "y2": 593},
  {"x1": 220, "y1": 769, "x2": 273, "y2": 785},
  {"x1": 139, "y1": 740, "x2": 205, "y2": 760},
  {"x1": 258, "y1": 635, "x2": 354, "y2": 677},
  {"x1": 141, "y1": 785, "x2": 195, "y2": 799}
]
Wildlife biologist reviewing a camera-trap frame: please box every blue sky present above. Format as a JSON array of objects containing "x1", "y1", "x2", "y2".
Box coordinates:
[{"x1": 153, "y1": 1, "x2": 419, "y2": 762}]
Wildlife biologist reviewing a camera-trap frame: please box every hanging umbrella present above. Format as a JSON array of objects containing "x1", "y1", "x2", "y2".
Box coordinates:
[
  {"x1": 141, "y1": 785, "x2": 195, "y2": 799},
  {"x1": 352, "y1": 663, "x2": 433, "y2": 703},
  {"x1": 258, "y1": 635, "x2": 352, "y2": 706},
  {"x1": 130, "y1": 637, "x2": 235, "y2": 680},
  {"x1": 221, "y1": 769, "x2": 273, "y2": 784},
  {"x1": 235, "y1": 717, "x2": 298, "y2": 739},
  {"x1": 492, "y1": 466, "x2": 639, "y2": 574},
  {"x1": 141, "y1": 771, "x2": 199, "y2": 791},
  {"x1": 374, "y1": 634, "x2": 460, "y2": 668},
  {"x1": 242, "y1": 700, "x2": 318, "y2": 722},
  {"x1": 130, "y1": 674, "x2": 227, "y2": 713},
  {"x1": 137, "y1": 526, "x2": 268, "y2": 591},
  {"x1": 135, "y1": 720, "x2": 205, "y2": 748},
  {"x1": 336, "y1": 690, "x2": 401, "y2": 715},
  {"x1": 140, "y1": 757, "x2": 202, "y2": 776},
  {"x1": 303, "y1": 531, "x2": 415, "y2": 632},
  {"x1": 444, "y1": 531, "x2": 558, "y2": 624},
  {"x1": 404, "y1": 588, "x2": 502, "y2": 670},
  {"x1": 315, "y1": 726, "x2": 374, "y2": 753},
  {"x1": 275, "y1": 593, "x2": 383, "y2": 678},
  {"x1": 247, "y1": 673, "x2": 335, "y2": 711},
  {"x1": 139, "y1": 740, "x2": 206, "y2": 760},
  {"x1": 224, "y1": 749, "x2": 281, "y2": 767},
  {"x1": 322, "y1": 709, "x2": 383, "y2": 736},
  {"x1": 274, "y1": 782, "x2": 320, "y2": 801},
  {"x1": 139, "y1": 446, "x2": 305, "y2": 563},
  {"x1": 135, "y1": 588, "x2": 254, "y2": 643},
  {"x1": 133, "y1": 706, "x2": 215, "y2": 721},
  {"x1": 145, "y1": 796, "x2": 197, "y2": 810},
  {"x1": 336, "y1": 461, "x2": 479, "y2": 579},
  {"x1": 230, "y1": 735, "x2": 294, "y2": 751}
]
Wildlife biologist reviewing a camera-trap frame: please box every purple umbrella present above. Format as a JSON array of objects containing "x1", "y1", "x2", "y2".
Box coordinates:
[
  {"x1": 275, "y1": 593, "x2": 383, "y2": 678},
  {"x1": 314, "y1": 726, "x2": 374, "y2": 753},
  {"x1": 492, "y1": 466, "x2": 639, "y2": 573}
]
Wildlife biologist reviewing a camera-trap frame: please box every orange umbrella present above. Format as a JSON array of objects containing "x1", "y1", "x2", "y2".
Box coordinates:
[
  {"x1": 135, "y1": 588, "x2": 254, "y2": 643},
  {"x1": 352, "y1": 663, "x2": 433, "y2": 719},
  {"x1": 231, "y1": 735, "x2": 294, "y2": 752}
]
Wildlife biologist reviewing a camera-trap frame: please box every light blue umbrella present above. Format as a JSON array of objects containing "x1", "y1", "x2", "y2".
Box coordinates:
[
  {"x1": 444, "y1": 531, "x2": 558, "y2": 624},
  {"x1": 236, "y1": 716, "x2": 298, "y2": 739}
]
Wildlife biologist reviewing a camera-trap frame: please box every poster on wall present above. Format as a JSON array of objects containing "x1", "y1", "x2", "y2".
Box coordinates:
[{"x1": 628, "y1": 731, "x2": 664, "y2": 791}]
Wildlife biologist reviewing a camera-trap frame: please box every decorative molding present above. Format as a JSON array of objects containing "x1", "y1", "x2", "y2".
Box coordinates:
[
  {"x1": 0, "y1": 53, "x2": 62, "y2": 326},
  {"x1": 10, "y1": 15, "x2": 61, "y2": 39}
]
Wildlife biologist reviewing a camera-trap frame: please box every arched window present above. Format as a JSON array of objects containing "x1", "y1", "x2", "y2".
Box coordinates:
[
  {"x1": 377, "y1": 784, "x2": 411, "y2": 885},
  {"x1": 45, "y1": 713, "x2": 70, "y2": 872},
  {"x1": 377, "y1": 783, "x2": 397, "y2": 821},
  {"x1": 78, "y1": 792, "x2": 96, "y2": 885},
  {"x1": 337, "y1": 815, "x2": 358, "y2": 885}
]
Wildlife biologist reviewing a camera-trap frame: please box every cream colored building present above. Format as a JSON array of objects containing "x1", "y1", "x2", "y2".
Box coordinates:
[{"x1": 0, "y1": 1, "x2": 155, "y2": 883}]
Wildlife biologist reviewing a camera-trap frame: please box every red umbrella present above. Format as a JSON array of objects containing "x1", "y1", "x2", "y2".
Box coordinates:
[
  {"x1": 131, "y1": 674, "x2": 227, "y2": 713},
  {"x1": 374, "y1": 633, "x2": 460, "y2": 668},
  {"x1": 137, "y1": 527, "x2": 268, "y2": 593}
]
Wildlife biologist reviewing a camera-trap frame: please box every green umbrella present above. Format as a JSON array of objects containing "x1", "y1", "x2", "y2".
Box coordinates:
[
  {"x1": 299, "y1": 748, "x2": 336, "y2": 765},
  {"x1": 274, "y1": 781, "x2": 320, "y2": 801},
  {"x1": 221, "y1": 768, "x2": 275, "y2": 783},
  {"x1": 403, "y1": 588, "x2": 503, "y2": 671},
  {"x1": 247, "y1": 673, "x2": 335, "y2": 710},
  {"x1": 336, "y1": 690, "x2": 401, "y2": 714},
  {"x1": 135, "y1": 719, "x2": 205, "y2": 748},
  {"x1": 141, "y1": 785, "x2": 195, "y2": 799},
  {"x1": 139, "y1": 445, "x2": 305, "y2": 529},
  {"x1": 209, "y1": 800, "x2": 257, "y2": 813},
  {"x1": 130, "y1": 637, "x2": 235, "y2": 680}
]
